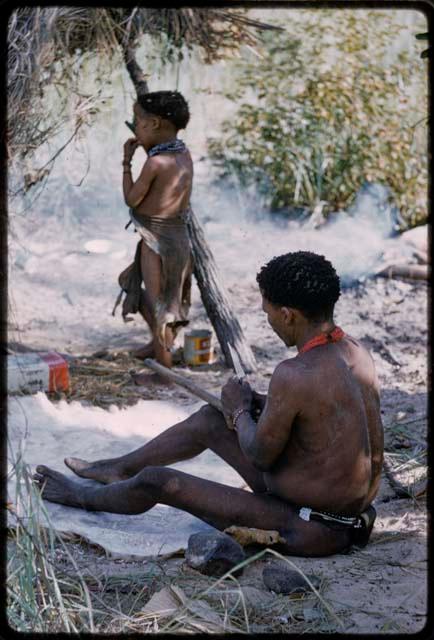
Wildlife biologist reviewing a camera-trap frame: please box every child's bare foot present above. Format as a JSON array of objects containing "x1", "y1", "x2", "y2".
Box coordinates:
[
  {"x1": 64, "y1": 457, "x2": 128, "y2": 484},
  {"x1": 33, "y1": 465, "x2": 85, "y2": 508},
  {"x1": 132, "y1": 342, "x2": 155, "y2": 360}
]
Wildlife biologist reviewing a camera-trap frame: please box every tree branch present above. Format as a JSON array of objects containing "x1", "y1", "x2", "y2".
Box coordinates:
[{"x1": 114, "y1": 9, "x2": 149, "y2": 97}]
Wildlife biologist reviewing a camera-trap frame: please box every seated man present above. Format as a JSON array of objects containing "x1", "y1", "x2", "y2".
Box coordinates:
[{"x1": 34, "y1": 251, "x2": 384, "y2": 557}]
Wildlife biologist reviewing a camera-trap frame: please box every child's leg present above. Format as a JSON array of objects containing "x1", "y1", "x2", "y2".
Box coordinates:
[
  {"x1": 133, "y1": 290, "x2": 156, "y2": 359},
  {"x1": 153, "y1": 326, "x2": 174, "y2": 368},
  {"x1": 139, "y1": 243, "x2": 173, "y2": 369}
]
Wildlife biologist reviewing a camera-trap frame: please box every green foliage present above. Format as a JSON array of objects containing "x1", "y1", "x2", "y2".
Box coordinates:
[{"x1": 208, "y1": 10, "x2": 428, "y2": 227}]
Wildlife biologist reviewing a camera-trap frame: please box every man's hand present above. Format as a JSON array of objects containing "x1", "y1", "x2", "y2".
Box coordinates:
[
  {"x1": 251, "y1": 390, "x2": 267, "y2": 418},
  {"x1": 123, "y1": 138, "x2": 139, "y2": 162},
  {"x1": 221, "y1": 376, "x2": 253, "y2": 430}
]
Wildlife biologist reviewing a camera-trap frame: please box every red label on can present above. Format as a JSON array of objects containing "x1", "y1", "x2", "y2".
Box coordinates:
[{"x1": 39, "y1": 352, "x2": 70, "y2": 392}]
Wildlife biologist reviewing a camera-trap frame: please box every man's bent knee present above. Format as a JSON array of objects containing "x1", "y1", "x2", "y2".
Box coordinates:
[
  {"x1": 134, "y1": 466, "x2": 183, "y2": 497},
  {"x1": 198, "y1": 403, "x2": 222, "y2": 420},
  {"x1": 196, "y1": 404, "x2": 227, "y2": 438}
]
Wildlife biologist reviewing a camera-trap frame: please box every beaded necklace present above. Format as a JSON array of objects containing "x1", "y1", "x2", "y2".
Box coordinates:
[
  {"x1": 299, "y1": 326, "x2": 345, "y2": 354},
  {"x1": 147, "y1": 138, "x2": 186, "y2": 157}
]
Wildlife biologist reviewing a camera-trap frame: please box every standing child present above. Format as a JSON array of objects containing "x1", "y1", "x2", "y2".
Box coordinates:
[{"x1": 115, "y1": 91, "x2": 193, "y2": 377}]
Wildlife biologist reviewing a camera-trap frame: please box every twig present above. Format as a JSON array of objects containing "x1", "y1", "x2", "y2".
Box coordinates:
[{"x1": 382, "y1": 454, "x2": 427, "y2": 499}]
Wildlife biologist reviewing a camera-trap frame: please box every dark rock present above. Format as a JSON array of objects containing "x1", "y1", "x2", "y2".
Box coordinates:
[
  {"x1": 262, "y1": 561, "x2": 320, "y2": 595},
  {"x1": 185, "y1": 531, "x2": 246, "y2": 577}
]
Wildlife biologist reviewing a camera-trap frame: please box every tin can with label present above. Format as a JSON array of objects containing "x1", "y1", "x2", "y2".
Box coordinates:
[
  {"x1": 183, "y1": 330, "x2": 214, "y2": 365},
  {"x1": 7, "y1": 352, "x2": 70, "y2": 394}
]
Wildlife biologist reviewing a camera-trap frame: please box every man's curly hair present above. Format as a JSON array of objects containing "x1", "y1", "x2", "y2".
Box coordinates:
[
  {"x1": 137, "y1": 91, "x2": 190, "y2": 130},
  {"x1": 256, "y1": 251, "x2": 341, "y2": 321}
]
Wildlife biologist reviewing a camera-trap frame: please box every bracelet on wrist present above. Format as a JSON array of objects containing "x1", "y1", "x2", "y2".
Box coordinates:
[{"x1": 232, "y1": 407, "x2": 250, "y2": 431}]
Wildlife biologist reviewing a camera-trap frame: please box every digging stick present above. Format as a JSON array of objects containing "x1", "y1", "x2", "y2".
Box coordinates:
[{"x1": 141, "y1": 358, "x2": 223, "y2": 411}]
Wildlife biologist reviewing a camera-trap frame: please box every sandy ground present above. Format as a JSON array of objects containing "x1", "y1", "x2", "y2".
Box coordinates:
[{"x1": 7, "y1": 271, "x2": 428, "y2": 634}]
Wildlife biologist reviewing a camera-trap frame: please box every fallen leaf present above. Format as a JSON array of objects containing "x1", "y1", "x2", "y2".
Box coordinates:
[{"x1": 224, "y1": 525, "x2": 286, "y2": 546}]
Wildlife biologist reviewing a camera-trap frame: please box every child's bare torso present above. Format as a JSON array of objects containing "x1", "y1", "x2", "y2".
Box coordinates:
[{"x1": 134, "y1": 151, "x2": 193, "y2": 219}]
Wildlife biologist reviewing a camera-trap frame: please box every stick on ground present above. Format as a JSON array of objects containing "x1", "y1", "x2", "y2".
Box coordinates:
[{"x1": 140, "y1": 359, "x2": 223, "y2": 411}]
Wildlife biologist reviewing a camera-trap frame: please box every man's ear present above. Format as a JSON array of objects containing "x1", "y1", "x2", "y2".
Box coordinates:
[{"x1": 281, "y1": 307, "x2": 296, "y2": 325}]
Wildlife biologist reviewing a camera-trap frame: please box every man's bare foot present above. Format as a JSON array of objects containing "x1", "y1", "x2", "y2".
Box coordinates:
[
  {"x1": 64, "y1": 457, "x2": 127, "y2": 484},
  {"x1": 132, "y1": 342, "x2": 155, "y2": 360},
  {"x1": 132, "y1": 372, "x2": 172, "y2": 386},
  {"x1": 33, "y1": 465, "x2": 85, "y2": 508}
]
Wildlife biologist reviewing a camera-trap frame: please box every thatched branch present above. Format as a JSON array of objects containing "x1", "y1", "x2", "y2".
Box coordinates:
[{"x1": 8, "y1": 7, "x2": 282, "y2": 164}]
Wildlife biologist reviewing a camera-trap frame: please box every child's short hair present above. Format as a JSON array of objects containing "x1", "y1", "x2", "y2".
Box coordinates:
[{"x1": 137, "y1": 91, "x2": 190, "y2": 130}]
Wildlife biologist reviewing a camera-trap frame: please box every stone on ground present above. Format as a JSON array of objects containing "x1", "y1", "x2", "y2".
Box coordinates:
[
  {"x1": 185, "y1": 531, "x2": 246, "y2": 577},
  {"x1": 262, "y1": 560, "x2": 320, "y2": 595}
]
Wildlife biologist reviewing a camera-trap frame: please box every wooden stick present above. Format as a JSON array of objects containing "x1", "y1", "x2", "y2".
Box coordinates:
[
  {"x1": 375, "y1": 263, "x2": 429, "y2": 281},
  {"x1": 141, "y1": 359, "x2": 223, "y2": 411}
]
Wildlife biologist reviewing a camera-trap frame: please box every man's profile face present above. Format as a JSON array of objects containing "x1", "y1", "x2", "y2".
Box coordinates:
[{"x1": 261, "y1": 294, "x2": 290, "y2": 345}]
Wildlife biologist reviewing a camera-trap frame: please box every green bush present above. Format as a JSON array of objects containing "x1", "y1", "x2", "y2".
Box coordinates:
[{"x1": 208, "y1": 10, "x2": 428, "y2": 227}]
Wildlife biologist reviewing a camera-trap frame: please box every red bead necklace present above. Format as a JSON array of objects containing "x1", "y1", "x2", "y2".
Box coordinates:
[{"x1": 299, "y1": 326, "x2": 345, "y2": 354}]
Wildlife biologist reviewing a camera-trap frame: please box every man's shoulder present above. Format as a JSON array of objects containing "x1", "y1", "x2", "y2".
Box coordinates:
[
  {"x1": 271, "y1": 357, "x2": 309, "y2": 388},
  {"x1": 342, "y1": 334, "x2": 376, "y2": 362}
]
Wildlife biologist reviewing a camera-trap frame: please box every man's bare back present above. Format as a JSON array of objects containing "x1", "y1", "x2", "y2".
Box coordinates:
[{"x1": 261, "y1": 336, "x2": 383, "y2": 514}]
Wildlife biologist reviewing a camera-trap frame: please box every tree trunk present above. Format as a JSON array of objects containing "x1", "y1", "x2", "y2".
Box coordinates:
[
  {"x1": 113, "y1": 20, "x2": 149, "y2": 96},
  {"x1": 186, "y1": 210, "x2": 257, "y2": 373},
  {"x1": 122, "y1": 45, "x2": 149, "y2": 97}
]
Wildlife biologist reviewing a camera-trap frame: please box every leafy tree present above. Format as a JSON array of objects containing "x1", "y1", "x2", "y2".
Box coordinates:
[{"x1": 208, "y1": 10, "x2": 428, "y2": 228}]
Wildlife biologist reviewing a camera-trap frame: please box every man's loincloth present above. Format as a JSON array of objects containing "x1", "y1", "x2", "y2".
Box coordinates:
[
  {"x1": 298, "y1": 504, "x2": 376, "y2": 548},
  {"x1": 114, "y1": 208, "x2": 192, "y2": 347}
]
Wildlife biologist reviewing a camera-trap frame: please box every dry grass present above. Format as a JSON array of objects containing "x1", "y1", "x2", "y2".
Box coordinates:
[
  {"x1": 98, "y1": 545, "x2": 348, "y2": 634},
  {"x1": 7, "y1": 455, "x2": 96, "y2": 632}
]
